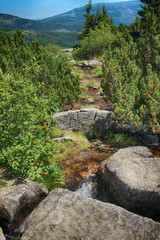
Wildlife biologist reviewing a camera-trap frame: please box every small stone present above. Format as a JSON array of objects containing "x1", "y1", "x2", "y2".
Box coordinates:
[{"x1": 88, "y1": 60, "x2": 102, "y2": 68}]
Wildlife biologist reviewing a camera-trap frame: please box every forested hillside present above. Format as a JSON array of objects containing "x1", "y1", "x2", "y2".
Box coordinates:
[
  {"x1": 0, "y1": 1, "x2": 140, "y2": 31},
  {"x1": 45, "y1": 1, "x2": 140, "y2": 28},
  {"x1": 5, "y1": 29, "x2": 79, "y2": 48},
  {"x1": 0, "y1": 1, "x2": 140, "y2": 47}
]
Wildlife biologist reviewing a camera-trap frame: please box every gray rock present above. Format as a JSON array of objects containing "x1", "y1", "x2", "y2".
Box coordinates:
[
  {"x1": 88, "y1": 60, "x2": 102, "y2": 68},
  {"x1": 98, "y1": 146, "x2": 160, "y2": 217},
  {"x1": 52, "y1": 136, "x2": 74, "y2": 143},
  {"x1": 62, "y1": 48, "x2": 73, "y2": 53},
  {"x1": 52, "y1": 108, "x2": 115, "y2": 132},
  {"x1": 21, "y1": 188, "x2": 160, "y2": 240},
  {"x1": 69, "y1": 59, "x2": 76, "y2": 64},
  {"x1": 80, "y1": 61, "x2": 89, "y2": 68},
  {"x1": 0, "y1": 227, "x2": 5, "y2": 240},
  {"x1": 0, "y1": 179, "x2": 48, "y2": 234},
  {"x1": 95, "y1": 110, "x2": 115, "y2": 132}
]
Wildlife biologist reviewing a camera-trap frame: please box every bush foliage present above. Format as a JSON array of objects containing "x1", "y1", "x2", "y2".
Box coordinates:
[
  {"x1": 0, "y1": 29, "x2": 80, "y2": 183},
  {"x1": 101, "y1": 33, "x2": 160, "y2": 132},
  {"x1": 75, "y1": 0, "x2": 160, "y2": 133}
]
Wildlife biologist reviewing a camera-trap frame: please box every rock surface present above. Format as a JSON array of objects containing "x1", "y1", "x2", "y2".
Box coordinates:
[
  {"x1": 98, "y1": 146, "x2": 160, "y2": 218},
  {"x1": 51, "y1": 136, "x2": 74, "y2": 143},
  {"x1": 21, "y1": 188, "x2": 160, "y2": 240},
  {"x1": 88, "y1": 60, "x2": 102, "y2": 68},
  {"x1": 52, "y1": 108, "x2": 115, "y2": 132},
  {"x1": 80, "y1": 60, "x2": 102, "y2": 68},
  {"x1": 0, "y1": 179, "x2": 48, "y2": 234},
  {"x1": 0, "y1": 227, "x2": 5, "y2": 240},
  {"x1": 80, "y1": 61, "x2": 89, "y2": 68}
]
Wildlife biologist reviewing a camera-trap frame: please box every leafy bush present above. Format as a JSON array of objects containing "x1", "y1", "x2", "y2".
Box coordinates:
[
  {"x1": 73, "y1": 25, "x2": 115, "y2": 60},
  {"x1": 101, "y1": 33, "x2": 160, "y2": 133},
  {"x1": 0, "y1": 70, "x2": 58, "y2": 180},
  {"x1": 0, "y1": 29, "x2": 81, "y2": 181},
  {"x1": 40, "y1": 163, "x2": 65, "y2": 191}
]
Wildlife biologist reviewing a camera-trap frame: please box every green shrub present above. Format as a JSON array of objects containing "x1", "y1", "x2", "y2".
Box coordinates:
[
  {"x1": 0, "y1": 29, "x2": 81, "y2": 181},
  {"x1": 73, "y1": 26, "x2": 115, "y2": 60},
  {"x1": 40, "y1": 163, "x2": 65, "y2": 191},
  {"x1": 101, "y1": 34, "x2": 160, "y2": 133},
  {"x1": 103, "y1": 132, "x2": 136, "y2": 147}
]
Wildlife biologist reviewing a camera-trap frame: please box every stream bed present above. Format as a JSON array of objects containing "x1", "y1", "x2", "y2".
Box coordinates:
[{"x1": 4, "y1": 140, "x2": 160, "y2": 240}]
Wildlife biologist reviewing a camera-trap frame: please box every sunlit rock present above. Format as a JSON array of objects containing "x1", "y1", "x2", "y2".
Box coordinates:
[
  {"x1": 0, "y1": 179, "x2": 48, "y2": 235},
  {"x1": 21, "y1": 188, "x2": 160, "y2": 240},
  {"x1": 98, "y1": 146, "x2": 160, "y2": 218}
]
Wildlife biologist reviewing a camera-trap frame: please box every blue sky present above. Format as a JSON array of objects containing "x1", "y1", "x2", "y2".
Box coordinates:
[{"x1": 0, "y1": 0, "x2": 138, "y2": 19}]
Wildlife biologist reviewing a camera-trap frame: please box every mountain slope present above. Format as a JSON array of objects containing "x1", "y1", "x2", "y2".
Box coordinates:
[
  {"x1": 45, "y1": 1, "x2": 141, "y2": 28},
  {"x1": 0, "y1": 1, "x2": 140, "y2": 32}
]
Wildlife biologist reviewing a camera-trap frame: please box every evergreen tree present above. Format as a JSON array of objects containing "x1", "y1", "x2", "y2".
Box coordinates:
[
  {"x1": 79, "y1": 1, "x2": 113, "y2": 40},
  {"x1": 79, "y1": 0, "x2": 96, "y2": 40},
  {"x1": 139, "y1": 0, "x2": 160, "y2": 18},
  {"x1": 138, "y1": 0, "x2": 160, "y2": 34}
]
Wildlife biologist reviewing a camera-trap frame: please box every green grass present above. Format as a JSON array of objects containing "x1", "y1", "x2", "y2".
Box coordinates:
[
  {"x1": 103, "y1": 131, "x2": 136, "y2": 147},
  {"x1": 50, "y1": 127, "x2": 63, "y2": 138},
  {"x1": 49, "y1": 130, "x2": 90, "y2": 163},
  {"x1": 0, "y1": 179, "x2": 5, "y2": 188},
  {"x1": 92, "y1": 65, "x2": 103, "y2": 77},
  {"x1": 79, "y1": 92, "x2": 90, "y2": 100},
  {"x1": 86, "y1": 74, "x2": 93, "y2": 79}
]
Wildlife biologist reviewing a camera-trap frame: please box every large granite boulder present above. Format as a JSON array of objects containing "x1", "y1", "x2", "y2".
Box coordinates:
[
  {"x1": 52, "y1": 108, "x2": 115, "y2": 132},
  {"x1": 21, "y1": 188, "x2": 160, "y2": 240},
  {"x1": 98, "y1": 146, "x2": 160, "y2": 218},
  {"x1": 0, "y1": 179, "x2": 48, "y2": 235}
]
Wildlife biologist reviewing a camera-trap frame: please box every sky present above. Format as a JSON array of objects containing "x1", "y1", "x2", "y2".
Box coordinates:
[{"x1": 0, "y1": 0, "x2": 137, "y2": 19}]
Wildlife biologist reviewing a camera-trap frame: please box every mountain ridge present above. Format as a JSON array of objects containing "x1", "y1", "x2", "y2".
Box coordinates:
[{"x1": 0, "y1": 1, "x2": 141, "y2": 32}]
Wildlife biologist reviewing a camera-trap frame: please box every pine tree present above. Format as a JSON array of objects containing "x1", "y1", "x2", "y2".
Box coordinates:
[
  {"x1": 138, "y1": 0, "x2": 160, "y2": 34},
  {"x1": 139, "y1": 0, "x2": 160, "y2": 17},
  {"x1": 79, "y1": 0, "x2": 96, "y2": 40},
  {"x1": 79, "y1": 1, "x2": 113, "y2": 40}
]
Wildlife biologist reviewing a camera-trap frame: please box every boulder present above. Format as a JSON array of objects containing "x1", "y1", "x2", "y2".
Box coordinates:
[
  {"x1": 52, "y1": 108, "x2": 115, "y2": 132},
  {"x1": 98, "y1": 146, "x2": 160, "y2": 218},
  {"x1": 0, "y1": 178, "x2": 48, "y2": 234},
  {"x1": 0, "y1": 227, "x2": 5, "y2": 240},
  {"x1": 51, "y1": 136, "x2": 74, "y2": 143},
  {"x1": 21, "y1": 188, "x2": 160, "y2": 240},
  {"x1": 80, "y1": 61, "x2": 89, "y2": 68},
  {"x1": 88, "y1": 60, "x2": 102, "y2": 68},
  {"x1": 69, "y1": 59, "x2": 76, "y2": 65}
]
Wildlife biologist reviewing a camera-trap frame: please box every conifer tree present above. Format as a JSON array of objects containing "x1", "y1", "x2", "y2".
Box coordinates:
[
  {"x1": 138, "y1": 0, "x2": 160, "y2": 34},
  {"x1": 79, "y1": 0, "x2": 96, "y2": 40},
  {"x1": 79, "y1": 1, "x2": 113, "y2": 40},
  {"x1": 139, "y1": 0, "x2": 160, "y2": 18}
]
